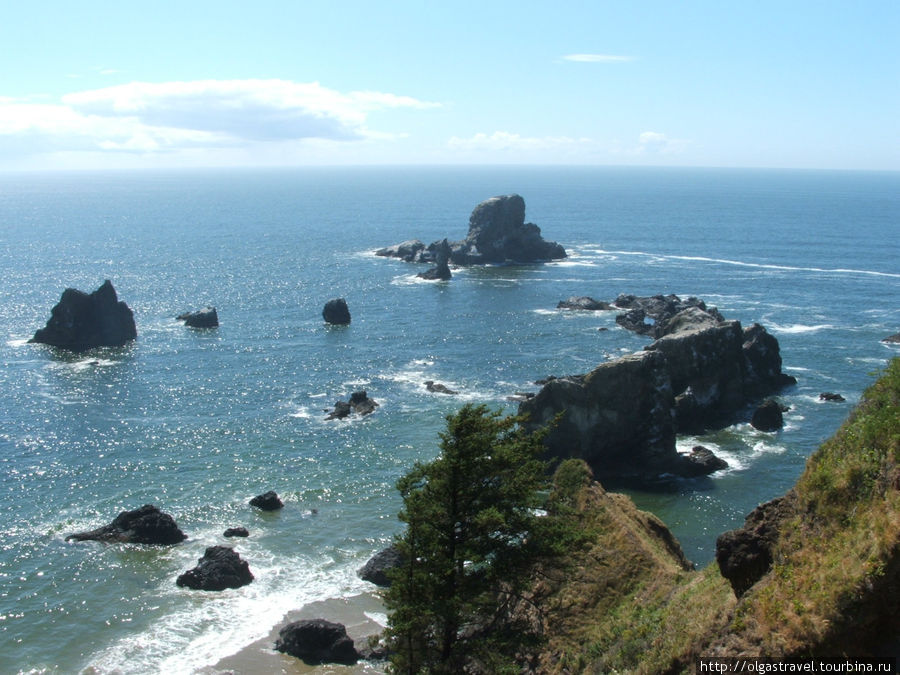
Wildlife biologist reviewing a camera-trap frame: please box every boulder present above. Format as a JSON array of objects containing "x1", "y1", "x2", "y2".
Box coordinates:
[
  {"x1": 322, "y1": 298, "x2": 351, "y2": 325},
  {"x1": 881, "y1": 332, "x2": 900, "y2": 344},
  {"x1": 417, "y1": 238, "x2": 452, "y2": 280},
  {"x1": 176, "y1": 306, "x2": 218, "y2": 328},
  {"x1": 223, "y1": 527, "x2": 249, "y2": 538},
  {"x1": 326, "y1": 391, "x2": 379, "y2": 419},
  {"x1": 678, "y1": 446, "x2": 729, "y2": 477},
  {"x1": 751, "y1": 398, "x2": 786, "y2": 431},
  {"x1": 249, "y1": 491, "x2": 283, "y2": 511},
  {"x1": 358, "y1": 545, "x2": 404, "y2": 587},
  {"x1": 557, "y1": 296, "x2": 613, "y2": 311},
  {"x1": 819, "y1": 392, "x2": 846, "y2": 402},
  {"x1": 377, "y1": 194, "x2": 566, "y2": 266},
  {"x1": 65, "y1": 504, "x2": 187, "y2": 545},
  {"x1": 716, "y1": 495, "x2": 794, "y2": 596},
  {"x1": 30, "y1": 280, "x2": 137, "y2": 352},
  {"x1": 176, "y1": 545, "x2": 254, "y2": 591},
  {"x1": 275, "y1": 619, "x2": 359, "y2": 665},
  {"x1": 424, "y1": 380, "x2": 458, "y2": 395}
]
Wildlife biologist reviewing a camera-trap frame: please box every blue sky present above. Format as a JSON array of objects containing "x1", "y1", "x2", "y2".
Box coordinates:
[{"x1": 1, "y1": 1, "x2": 897, "y2": 170}]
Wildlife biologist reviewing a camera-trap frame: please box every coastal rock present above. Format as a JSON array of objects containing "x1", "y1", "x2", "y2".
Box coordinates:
[
  {"x1": 424, "y1": 380, "x2": 458, "y2": 395},
  {"x1": 882, "y1": 332, "x2": 900, "y2": 344},
  {"x1": 275, "y1": 619, "x2": 359, "y2": 666},
  {"x1": 223, "y1": 527, "x2": 249, "y2": 538},
  {"x1": 176, "y1": 306, "x2": 219, "y2": 328},
  {"x1": 322, "y1": 298, "x2": 351, "y2": 325},
  {"x1": 679, "y1": 446, "x2": 729, "y2": 476},
  {"x1": 249, "y1": 491, "x2": 283, "y2": 511},
  {"x1": 819, "y1": 392, "x2": 846, "y2": 402},
  {"x1": 520, "y1": 297, "x2": 793, "y2": 480},
  {"x1": 716, "y1": 495, "x2": 794, "y2": 597},
  {"x1": 613, "y1": 294, "x2": 724, "y2": 339},
  {"x1": 557, "y1": 296, "x2": 613, "y2": 311},
  {"x1": 29, "y1": 280, "x2": 137, "y2": 352},
  {"x1": 358, "y1": 545, "x2": 404, "y2": 587},
  {"x1": 326, "y1": 391, "x2": 379, "y2": 419},
  {"x1": 751, "y1": 398, "x2": 786, "y2": 431},
  {"x1": 175, "y1": 545, "x2": 254, "y2": 591},
  {"x1": 416, "y1": 238, "x2": 452, "y2": 280},
  {"x1": 65, "y1": 504, "x2": 187, "y2": 545},
  {"x1": 377, "y1": 194, "x2": 566, "y2": 266}
]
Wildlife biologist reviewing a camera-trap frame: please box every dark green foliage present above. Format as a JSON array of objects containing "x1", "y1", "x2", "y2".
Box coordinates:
[{"x1": 384, "y1": 404, "x2": 557, "y2": 674}]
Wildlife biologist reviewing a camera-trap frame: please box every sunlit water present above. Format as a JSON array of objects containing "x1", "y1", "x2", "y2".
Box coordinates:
[{"x1": 1, "y1": 166, "x2": 897, "y2": 673}]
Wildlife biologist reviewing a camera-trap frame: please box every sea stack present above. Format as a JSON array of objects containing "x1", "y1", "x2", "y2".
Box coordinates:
[
  {"x1": 322, "y1": 298, "x2": 351, "y2": 325},
  {"x1": 30, "y1": 280, "x2": 137, "y2": 352}
]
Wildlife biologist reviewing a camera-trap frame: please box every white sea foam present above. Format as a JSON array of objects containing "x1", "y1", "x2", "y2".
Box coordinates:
[{"x1": 766, "y1": 322, "x2": 835, "y2": 335}]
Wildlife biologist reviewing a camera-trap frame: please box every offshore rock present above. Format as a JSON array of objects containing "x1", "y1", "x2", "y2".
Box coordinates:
[
  {"x1": 176, "y1": 306, "x2": 219, "y2": 328},
  {"x1": 613, "y1": 294, "x2": 723, "y2": 339},
  {"x1": 358, "y1": 545, "x2": 404, "y2": 587},
  {"x1": 322, "y1": 298, "x2": 351, "y2": 325},
  {"x1": 30, "y1": 280, "x2": 137, "y2": 352},
  {"x1": 882, "y1": 332, "x2": 900, "y2": 344},
  {"x1": 326, "y1": 391, "x2": 379, "y2": 419},
  {"x1": 716, "y1": 494, "x2": 795, "y2": 597},
  {"x1": 378, "y1": 194, "x2": 566, "y2": 266},
  {"x1": 520, "y1": 297, "x2": 793, "y2": 480},
  {"x1": 425, "y1": 380, "x2": 458, "y2": 395},
  {"x1": 249, "y1": 491, "x2": 283, "y2": 511},
  {"x1": 680, "y1": 446, "x2": 729, "y2": 476},
  {"x1": 557, "y1": 296, "x2": 613, "y2": 311},
  {"x1": 416, "y1": 238, "x2": 452, "y2": 280},
  {"x1": 176, "y1": 545, "x2": 254, "y2": 591},
  {"x1": 819, "y1": 392, "x2": 846, "y2": 402},
  {"x1": 65, "y1": 504, "x2": 187, "y2": 545},
  {"x1": 223, "y1": 527, "x2": 249, "y2": 538},
  {"x1": 751, "y1": 398, "x2": 786, "y2": 431},
  {"x1": 275, "y1": 619, "x2": 359, "y2": 665}
]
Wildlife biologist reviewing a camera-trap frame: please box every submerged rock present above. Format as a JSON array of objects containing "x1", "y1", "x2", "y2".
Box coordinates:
[
  {"x1": 424, "y1": 380, "x2": 458, "y2": 395},
  {"x1": 30, "y1": 280, "x2": 137, "y2": 352},
  {"x1": 176, "y1": 545, "x2": 254, "y2": 591},
  {"x1": 322, "y1": 298, "x2": 351, "y2": 325},
  {"x1": 176, "y1": 306, "x2": 219, "y2": 328},
  {"x1": 275, "y1": 619, "x2": 359, "y2": 665},
  {"x1": 65, "y1": 504, "x2": 187, "y2": 545},
  {"x1": 378, "y1": 194, "x2": 566, "y2": 266},
  {"x1": 249, "y1": 491, "x2": 283, "y2": 511}
]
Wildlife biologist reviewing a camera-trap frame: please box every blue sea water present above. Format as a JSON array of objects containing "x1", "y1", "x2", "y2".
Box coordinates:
[{"x1": 0, "y1": 166, "x2": 897, "y2": 673}]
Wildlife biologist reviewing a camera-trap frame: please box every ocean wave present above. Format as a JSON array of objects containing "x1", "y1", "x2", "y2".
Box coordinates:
[{"x1": 766, "y1": 322, "x2": 835, "y2": 335}]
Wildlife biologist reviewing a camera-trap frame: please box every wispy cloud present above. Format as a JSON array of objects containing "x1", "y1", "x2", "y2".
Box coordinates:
[
  {"x1": 635, "y1": 131, "x2": 691, "y2": 154},
  {"x1": 562, "y1": 53, "x2": 633, "y2": 63},
  {"x1": 447, "y1": 131, "x2": 593, "y2": 152},
  {"x1": 0, "y1": 79, "x2": 439, "y2": 157}
]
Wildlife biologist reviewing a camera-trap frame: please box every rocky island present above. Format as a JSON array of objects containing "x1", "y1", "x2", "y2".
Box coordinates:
[{"x1": 377, "y1": 194, "x2": 566, "y2": 266}]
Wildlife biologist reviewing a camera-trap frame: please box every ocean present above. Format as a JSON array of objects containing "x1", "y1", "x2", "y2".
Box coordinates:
[{"x1": 1, "y1": 166, "x2": 897, "y2": 673}]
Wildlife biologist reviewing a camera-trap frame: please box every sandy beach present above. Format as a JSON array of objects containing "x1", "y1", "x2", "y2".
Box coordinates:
[{"x1": 202, "y1": 592, "x2": 387, "y2": 675}]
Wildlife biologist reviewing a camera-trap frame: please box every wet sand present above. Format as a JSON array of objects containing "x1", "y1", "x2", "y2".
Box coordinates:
[{"x1": 200, "y1": 592, "x2": 387, "y2": 675}]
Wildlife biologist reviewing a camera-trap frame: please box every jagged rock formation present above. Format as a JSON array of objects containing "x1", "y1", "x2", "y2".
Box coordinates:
[
  {"x1": 613, "y1": 293, "x2": 724, "y2": 338},
  {"x1": 519, "y1": 297, "x2": 795, "y2": 480},
  {"x1": 176, "y1": 545, "x2": 254, "y2": 591},
  {"x1": 176, "y1": 306, "x2": 219, "y2": 328},
  {"x1": 557, "y1": 296, "x2": 613, "y2": 311},
  {"x1": 65, "y1": 504, "x2": 187, "y2": 545},
  {"x1": 326, "y1": 391, "x2": 379, "y2": 419},
  {"x1": 30, "y1": 280, "x2": 137, "y2": 352},
  {"x1": 322, "y1": 298, "x2": 351, "y2": 325},
  {"x1": 249, "y1": 491, "x2": 283, "y2": 511},
  {"x1": 377, "y1": 194, "x2": 566, "y2": 266},
  {"x1": 275, "y1": 619, "x2": 359, "y2": 665},
  {"x1": 417, "y1": 238, "x2": 452, "y2": 280}
]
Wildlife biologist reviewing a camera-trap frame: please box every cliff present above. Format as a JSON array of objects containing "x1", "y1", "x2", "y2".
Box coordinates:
[{"x1": 526, "y1": 357, "x2": 900, "y2": 672}]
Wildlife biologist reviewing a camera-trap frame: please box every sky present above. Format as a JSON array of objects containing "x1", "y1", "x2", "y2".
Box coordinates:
[{"x1": 1, "y1": 1, "x2": 897, "y2": 171}]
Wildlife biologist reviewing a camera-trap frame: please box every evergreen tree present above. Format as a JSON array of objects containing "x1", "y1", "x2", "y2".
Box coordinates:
[{"x1": 384, "y1": 404, "x2": 555, "y2": 673}]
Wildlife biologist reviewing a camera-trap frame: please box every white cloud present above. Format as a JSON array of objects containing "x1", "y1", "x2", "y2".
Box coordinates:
[
  {"x1": 636, "y1": 131, "x2": 690, "y2": 154},
  {"x1": 562, "y1": 54, "x2": 633, "y2": 63},
  {"x1": 447, "y1": 131, "x2": 593, "y2": 152},
  {"x1": 0, "y1": 79, "x2": 439, "y2": 160}
]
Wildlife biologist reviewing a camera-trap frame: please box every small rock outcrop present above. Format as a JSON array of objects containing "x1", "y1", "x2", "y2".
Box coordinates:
[
  {"x1": 751, "y1": 398, "x2": 786, "y2": 431},
  {"x1": 424, "y1": 380, "x2": 458, "y2": 395},
  {"x1": 358, "y1": 545, "x2": 404, "y2": 587},
  {"x1": 416, "y1": 238, "x2": 452, "y2": 280},
  {"x1": 377, "y1": 194, "x2": 566, "y2": 266},
  {"x1": 322, "y1": 298, "x2": 351, "y2": 325},
  {"x1": 680, "y1": 446, "x2": 729, "y2": 476},
  {"x1": 557, "y1": 296, "x2": 613, "y2": 311},
  {"x1": 275, "y1": 619, "x2": 359, "y2": 665},
  {"x1": 249, "y1": 491, "x2": 283, "y2": 511},
  {"x1": 716, "y1": 494, "x2": 795, "y2": 597},
  {"x1": 176, "y1": 545, "x2": 254, "y2": 591},
  {"x1": 819, "y1": 392, "x2": 846, "y2": 402},
  {"x1": 326, "y1": 391, "x2": 379, "y2": 419},
  {"x1": 519, "y1": 297, "x2": 795, "y2": 481},
  {"x1": 613, "y1": 294, "x2": 723, "y2": 339},
  {"x1": 176, "y1": 306, "x2": 219, "y2": 328},
  {"x1": 882, "y1": 332, "x2": 900, "y2": 344},
  {"x1": 30, "y1": 280, "x2": 137, "y2": 352},
  {"x1": 223, "y1": 527, "x2": 249, "y2": 538},
  {"x1": 65, "y1": 504, "x2": 187, "y2": 545}
]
